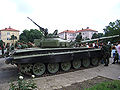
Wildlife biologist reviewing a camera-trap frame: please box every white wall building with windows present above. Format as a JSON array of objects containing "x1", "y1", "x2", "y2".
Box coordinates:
[
  {"x1": 58, "y1": 27, "x2": 98, "y2": 41},
  {"x1": 59, "y1": 30, "x2": 76, "y2": 41}
]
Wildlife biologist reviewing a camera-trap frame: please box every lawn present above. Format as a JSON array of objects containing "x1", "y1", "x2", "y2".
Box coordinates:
[{"x1": 86, "y1": 80, "x2": 120, "y2": 90}]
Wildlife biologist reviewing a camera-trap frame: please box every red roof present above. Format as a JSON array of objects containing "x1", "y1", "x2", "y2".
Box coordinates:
[
  {"x1": 59, "y1": 28, "x2": 98, "y2": 34},
  {"x1": 59, "y1": 30, "x2": 75, "y2": 34},
  {"x1": 76, "y1": 29, "x2": 97, "y2": 33},
  {"x1": 0, "y1": 27, "x2": 19, "y2": 32}
]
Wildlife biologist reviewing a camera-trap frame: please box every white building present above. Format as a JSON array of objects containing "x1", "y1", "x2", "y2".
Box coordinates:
[
  {"x1": 76, "y1": 27, "x2": 98, "y2": 40},
  {"x1": 59, "y1": 30, "x2": 76, "y2": 41},
  {"x1": 58, "y1": 27, "x2": 98, "y2": 41}
]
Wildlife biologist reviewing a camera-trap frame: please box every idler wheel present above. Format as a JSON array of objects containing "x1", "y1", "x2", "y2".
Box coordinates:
[
  {"x1": 61, "y1": 61, "x2": 71, "y2": 71},
  {"x1": 47, "y1": 63, "x2": 59, "y2": 74},
  {"x1": 32, "y1": 63, "x2": 46, "y2": 76},
  {"x1": 82, "y1": 58, "x2": 90, "y2": 68},
  {"x1": 72, "y1": 59, "x2": 81, "y2": 69},
  {"x1": 91, "y1": 58, "x2": 99, "y2": 66}
]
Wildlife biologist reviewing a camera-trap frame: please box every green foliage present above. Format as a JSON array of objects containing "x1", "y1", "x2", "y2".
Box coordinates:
[
  {"x1": 34, "y1": 39, "x2": 41, "y2": 47},
  {"x1": 86, "y1": 80, "x2": 120, "y2": 90},
  {"x1": 85, "y1": 38, "x2": 90, "y2": 40},
  {"x1": 103, "y1": 20, "x2": 120, "y2": 43},
  {"x1": 103, "y1": 19, "x2": 120, "y2": 36},
  {"x1": 98, "y1": 33, "x2": 104, "y2": 38},
  {"x1": 20, "y1": 29, "x2": 43, "y2": 43},
  {"x1": 10, "y1": 35, "x2": 17, "y2": 40},
  {"x1": 92, "y1": 33, "x2": 98, "y2": 39},
  {"x1": 9, "y1": 75, "x2": 37, "y2": 90},
  {"x1": 92, "y1": 33, "x2": 103, "y2": 39}
]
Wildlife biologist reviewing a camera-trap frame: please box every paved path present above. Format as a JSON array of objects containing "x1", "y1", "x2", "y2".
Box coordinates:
[
  {"x1": 34, "y1": 62, "x2": 120, "y2": 90},
  {"x1": 0, "y1": 58, "x2": 120, "y2": 90}
]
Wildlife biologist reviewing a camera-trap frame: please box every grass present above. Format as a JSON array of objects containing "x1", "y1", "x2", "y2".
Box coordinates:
[{"x1": 86, "y1": 80, "x2": 120, "y2": 90}]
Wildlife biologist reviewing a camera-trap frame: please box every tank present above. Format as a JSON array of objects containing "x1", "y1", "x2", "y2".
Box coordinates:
[{"x1": 5, "y1": 17, "x2": 119, "y2": 76}]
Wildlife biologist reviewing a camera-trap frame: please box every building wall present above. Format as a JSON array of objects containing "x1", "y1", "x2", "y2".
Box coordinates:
[
  {"x1": 0, "y1": 30, "x2": 19, "y2": 45},
  {"x1": 59, "y1": 30, "x2": 98, "y2": 41},
  {"x1": 76, "y1": 31, "x2": 98, "y2": 40},
  {"x1": 59, "y1": 32, "x2": 76, "y2": 41},
  {"x1": 59, "y1": 33, "x2": 65, "y2": 39},
  {"x1": 88, "y1": 31, "x2": 98, "y2": 39}
]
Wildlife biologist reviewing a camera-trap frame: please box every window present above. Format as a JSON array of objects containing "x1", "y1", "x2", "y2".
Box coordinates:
[
  {"x1": 7, "y1": 38, "x2": 10, "y2": 40},
  {"x1": 7, "y1": 32, "x2": 10, "y2": 35},
  {"x1": 69, "y1": 34, "x2": 74, "y2": 36}
]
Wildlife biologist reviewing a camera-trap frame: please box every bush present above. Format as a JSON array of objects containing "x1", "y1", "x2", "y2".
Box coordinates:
[{"x1": 9, "y1": 75, "x2": 37, "y2": 90}]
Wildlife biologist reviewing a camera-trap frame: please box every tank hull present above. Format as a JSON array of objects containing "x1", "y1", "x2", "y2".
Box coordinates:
[
  {"x1": 5, "y1": 47, "x2": 102, "y2": 76},
  {"x1": 6, "y1": 48, "x2": 101, "y2": 64}
]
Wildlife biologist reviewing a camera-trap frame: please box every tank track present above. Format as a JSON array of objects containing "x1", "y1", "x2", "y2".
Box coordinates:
[{"x1": 17, "y1": 59, "x2": 100, "y2": 76}]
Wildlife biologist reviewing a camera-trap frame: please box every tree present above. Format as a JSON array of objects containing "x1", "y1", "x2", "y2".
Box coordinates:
[
  {"x1": 76, "y1": 33, "x2": 82, "y2": 42},
  {"x1": 10, "y1": 35, "x2": 17, "y2": 45},
  {"x1": 98, "y1": 33, "x2": 103, "y2": 38},
  {"x1": 11, "y1": 35, "x2": 17, "y2": 40},
  {"x1": 92, "y1": 33, "x2": 99, "y2": 39},
  {"x1": 103, "y1": 19, "x2": 120, "y2": 36},
  {"x1": 92, "y1": 33, "x2": 103, "y2": 39},
  {"x1": 20, "y1": 29, "x2": 43, "y2": 43},
  {"x1": 20, "y1": 30, "x2": 30, "y2": 42}
]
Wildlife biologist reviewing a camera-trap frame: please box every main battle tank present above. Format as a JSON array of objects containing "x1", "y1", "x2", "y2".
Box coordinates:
[{"x1": 5, "y1": 17, "x2": 106, "y2": 76}]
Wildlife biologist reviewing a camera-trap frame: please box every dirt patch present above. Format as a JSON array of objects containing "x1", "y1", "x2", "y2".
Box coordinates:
[{"x1": 55, "y1": 76, "x2": 113, "y2": 90}]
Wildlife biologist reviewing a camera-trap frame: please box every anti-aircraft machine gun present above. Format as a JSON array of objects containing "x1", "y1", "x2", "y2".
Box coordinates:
[
  {"x1": 5, "y1": 17, "x2": 106, "y2": 76},
  {"x1": 27, "y1": 17, "x2": 48, "y2": 37}
]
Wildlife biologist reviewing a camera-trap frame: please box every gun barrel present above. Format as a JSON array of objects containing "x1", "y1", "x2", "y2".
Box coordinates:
[{"x1": 81, "y1": 35, "x2": 119, "y2": 43}]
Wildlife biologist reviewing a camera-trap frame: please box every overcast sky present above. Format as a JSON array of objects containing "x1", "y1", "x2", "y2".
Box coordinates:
[{"x1": 0, "y1": 0, "x2": 120, "y2": 33}]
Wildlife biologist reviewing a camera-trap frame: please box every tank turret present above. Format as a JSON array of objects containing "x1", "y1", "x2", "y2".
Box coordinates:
[{"x1": 27, "y1": 17, "x2": 70, "y2": 48}]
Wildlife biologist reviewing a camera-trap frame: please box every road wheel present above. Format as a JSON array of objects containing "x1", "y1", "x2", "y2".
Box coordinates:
[
  {"x1": 32, "y1": 63, "x2": 46, "y2": 76},
  {"x1": 47, "y1": 63, "x2": 59, "y2": 74},
  {"x1": 91, "y1": 58, "x2": 99, "y2": 66},
  {"x1": 61, "y1": 61, "x2": 71, "y2": 71},
  {"x1": 82, "y1": 58, "x2": 90, "y2": 68},
  {"x1": 72, "y1": 59, "x2": 81, "y2": 69}
]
